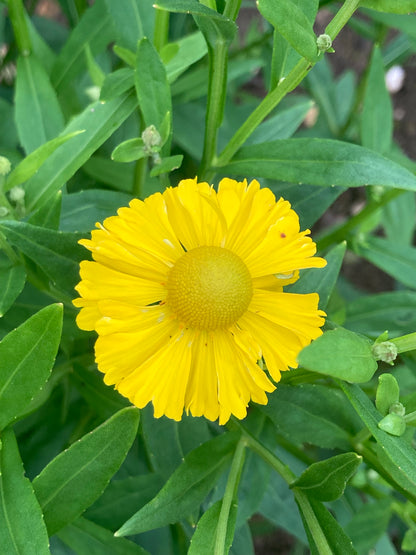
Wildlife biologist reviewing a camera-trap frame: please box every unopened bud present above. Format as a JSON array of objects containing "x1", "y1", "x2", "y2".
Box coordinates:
[
  {"x1": 378, "y1": 413, "x2": 406, "y2": 436},
  {"x1": 9, "y1": 186, "x2": 25, "y2": 203},
  {"x1": 0, "y1": 155, "x2": 11, "y2": 176},
  {"x1": 142, "y1": 125, "x2": 162, "y2": 151},
  {"x1": 372, "y1": 341, "x2": 397, "y2": 363},
  {"x1": 389, "y1": 401, "x2": 405, "y2": 417},
  {"x1": 317, "y1": 34, "x2": 332, "y2": 52}
]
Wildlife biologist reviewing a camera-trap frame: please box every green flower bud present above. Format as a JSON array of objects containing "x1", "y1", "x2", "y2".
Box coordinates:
[
  {"x1": 0, "y1": 206, "x2": 9, "y2": 217},
  {"x1": 142, "y1": 125, "x2": 162, "y2": 151},
  {"x1": 389, "y1": 401, "x2": 405, "y2": 417},
  {"x1": 9, "y1": 186, "x2": 25, "y2": 203},
  {"x1": 372, "y1": 340, "x2": 397, "y2": 364},
  {"x1": 0, "y1": 155, "x2": 11, "y2": 176},
  {"x1": 317, "y1": 34, "x2": 332, "y2": 52},
  {"x1": 378, "y1": 413, "x2": 406, "y2": 436}
]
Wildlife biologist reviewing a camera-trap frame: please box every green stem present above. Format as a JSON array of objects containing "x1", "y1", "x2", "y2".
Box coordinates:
[
  {"x1": 390, "y1": 332, "x2": 416, "y2": 355},
  {"x1": 214, "y1": 438, "x2": 246, "y2": 555},
  {"x1": 325, "y1": 0, "x2": 362, "y2": 41},
  {"x1": 223, "y1": 0, "x2": 242, "y2": 21},
  {"x1": 293, "y1": 490, "x2": 333, "y2": 555},
  {"x1": 7, "y1": 0, "x2": 32, "y2": 55},
  {"x1": 133, "y1": 158, "x2": 147, "y2": 198},
  {"x1": 153, "y1": 9, "x2": 170, "y2": 53},
  {"x1": 200, "y1": 41, "x2": 229, "y2": 178},
  {"x1": 404, "y1": 411, "x2": 416, "y2": 425},
  {"x1": 316, "y1": 188, "x2": 403, "y2": 251}
]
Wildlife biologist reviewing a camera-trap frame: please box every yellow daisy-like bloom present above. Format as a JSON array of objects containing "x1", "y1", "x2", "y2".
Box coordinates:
[{"x1": 73, "y1": 178, "x2": 326, "y2": 424}]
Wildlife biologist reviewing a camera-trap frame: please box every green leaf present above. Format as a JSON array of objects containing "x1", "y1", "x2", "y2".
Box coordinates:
[
  {"x1": 0, "y1": 304, "x2": 62, "y2": 430},
  {"x1": 361, "y1": 0, "x2": 416, "y2": 13},
  {"x1": 291, "y1": 453, "x2": 362, "y2": 501},
  {"x1": 0, "y1": 428, "x2": 50, "y2": 555},
  {"x1": 355, "y1": 235, "x2": 416, "y2": 290},
  {"x1": 60, "y1": 190, "x2": 132, "y2": 232},
  {"x1": 164, "y1": 32, "x2": 207, "y2": 84},
  {"x1": 141, "y1": 407, "x2": 185, "y2": 480},
  {"x1": 345, "y1": 291, "x2": 416, "y2": 337},
  {"x1": 82, "y1": 157, "x2": 135, "y2": 193},
  {"x1": 344, "y1": 499, "x2": 392, "y2": 555},
  {"x1": 220, "y1": 138, "x2": 416, "y2": 190},
  {"x1": 15, "y1": 55, "x2": 65, "y2": 154},
  {"x1": 189, "y1": 499, "x2": 237, "y2": 555},
  {"x1": 116, "y1": 432, "x2": 239, "y2": 536},
  {"x1": 100, "y1": 68, "x2": 135, "y2": 101},
  {"x1": 383, "y1": 191, "x2": 416, "y2": 246},
  {"x1": 28, "y1": 190, "x2": 62, "y2": 230},
  {"x1": 340, "y1": 382, "x2": 416, "y2": 500},
  {"x1": 135, "y1": 38, "x2": 172, "y2": 140},
  {"x1": 361, "y1": 46, "x2": 392, "y2": 154},
  {"x1": 298, "y1": 327, "x2": 378, "y2": 383},
  {"x1": 289, "y1": 242, "x2": 346, "y2": 310},
  {"x1": 297, "y1": 495, "x2": 357, "y2": 555},
  {"x1": 33, "y1": 406, "x2": 140, "y2": 535},
  {"x1": 0, "y1": 262, "x2": 26, "y2": 317},
  {"x1": 246, "y1": 100, "x2": 314, "y2": 145},
  {"x1": 85, "y1": 473, "x2": 164, "y2": 530},
  {"x1": 150, "y1": 154, "x2": 183, "y2": 176},
  {"x1": 4, "y1": 131, "x2": 84, "y2": 192},
  {"x1": 0, "y1": 221, "x2": 85, "y2": 297},
  {"x1": 104, "y1": 0, "x2": 155, "y2": 52},
  {"x1": 154, "y1": 0, "x2": 237, "y2": 47},
  {"x1": 58, "y1": 517, "x2": 149, "y2": 555},
  {"x1": 271, "y1": 182, "x2": 345, "y2": 228},
  {"x1": 112, "y1": 138, "x2": 147, "y2": 163},
  {"x1": 259, "y1": 384, "x2": 357, "y2": 450},
  {"x1": 257, "y1": 0, "x2": 318, "y2": 62},
  {"x1": 50, "y1": 1, "x2": 115, "y2": 91},
  {"x1": 23, "y1": 93, "x2": 137, "y2": 213}
]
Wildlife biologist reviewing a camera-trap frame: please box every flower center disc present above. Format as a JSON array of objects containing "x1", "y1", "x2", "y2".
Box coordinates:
[{"x1": 167, "y1": 246, "x2": 253, "y2": 330}]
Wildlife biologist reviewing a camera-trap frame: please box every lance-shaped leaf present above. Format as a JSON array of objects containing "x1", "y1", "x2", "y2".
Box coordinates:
[
  {"x1": 33, "y1": 407, "x2": 140, "y2": 535},
  {"x1": 0, "y1": 303, "x2": 62, "y2": 430},
  {"x1": 291, "y1": 453, "x2": 362, "y2": 501},
  {"x1": 220, "y1": 138, "x2": 416, "y2": 191},
  {"x1": 23, "y1": 94, "x2": 137, "y2": 213},
  {"x1": 0, "y1": 221, "x2": 85, "y2": 297},
  {"x1": 0, "y1": 262, "x2": 26, "y2": 317},
  {"x1": 4, "y1": 131, "x2": 84, "y2": 192},
  {"x1": 104, "y1": 0, "x2": 155, "y2": 52},
  {"x1": 298, "y1": 327, "x2": 378, "y2": 383},
  {"x1": 57, "y1": 516, "x2": 150, "y2": 555},
  {"x1": 15, "y1": 55, "x2": 65, "y2": 154},
  {"x1": 188, "y1": 499, "x2": 237, "y2": 555},
  {"x1": 257, "y1": 0, "x2": 318, "y2": 62},
  {"x1": 116, "y1": 432, "x2": 239, "y2": 536},
  {"x1": 360, "y1": 0, "x2": 416, "y2": 13},
  {"x1": 135, "y1": 38, "x2": 172, "y2": 138},
  {"x1": 0, "y1": 429, "x2": 50, "y2": 554}
]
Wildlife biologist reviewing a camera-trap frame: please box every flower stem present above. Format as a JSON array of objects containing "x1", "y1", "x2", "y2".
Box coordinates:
[
  {"x1": 153, "y1": 8, "x2": 169, "y2": 53},
  {"x1": 390, "y1": 332, "x2": 416, "y2": 355},
  {"x1": 214, "y1": 438, "x2": 246, "y2": 555},
  {"x1": 7, "y1": 0, "x2": 32, "y2": 55},
  {"x1": 133, "y1": 158, "x2": 147, "y2": 198},
  {"x1": 325, "y1": 0, "x2": 362, "y2": 41},
  {"x1": 223, "y1": 0, "x2": 242, "y2": 21}
]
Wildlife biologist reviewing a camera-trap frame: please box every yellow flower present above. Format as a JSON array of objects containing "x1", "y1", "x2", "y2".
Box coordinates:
[{"x1": 73, "y1": 178, "x2": 326, "y2": 424}]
